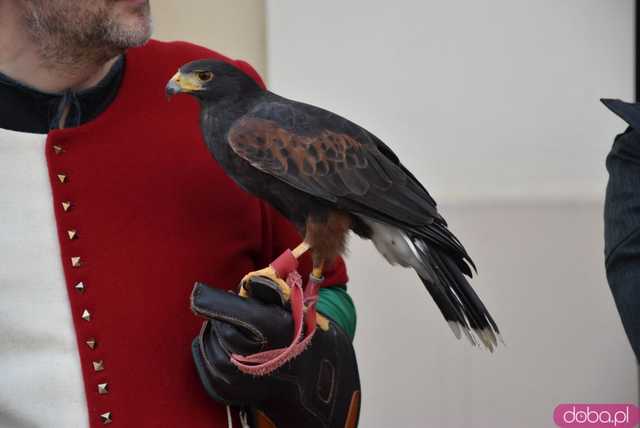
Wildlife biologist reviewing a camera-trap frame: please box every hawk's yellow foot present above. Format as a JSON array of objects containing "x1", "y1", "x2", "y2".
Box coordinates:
[
  {"x1": 239, "y1": 266, "x2": 290, "y2": 301},
  {"x1": 316, "y1": 313, "x2": 330, "y2": 331}
]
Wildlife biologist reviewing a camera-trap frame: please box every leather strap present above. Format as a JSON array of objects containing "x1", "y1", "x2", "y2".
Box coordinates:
[
  {"x1": 254, "y1": 410, "x2": 277, "y2": 428},
  {"x1": 230, "y1": 250, "x2": 324, "y2": 376},
  {"x1": 344, "y1": 391, "x2": 361, "y2": 428},
  {"x1": 269, "y1": 249, "x2": 298, "y2": 279}
]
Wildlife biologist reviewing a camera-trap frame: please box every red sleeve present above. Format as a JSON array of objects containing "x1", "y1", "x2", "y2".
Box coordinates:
[
  {"x1": 233, "y1": 59, "x2": 267, "y2": 90},
  {"x1": 258, "y1": 201, "x2": 349, "y2": 287}
]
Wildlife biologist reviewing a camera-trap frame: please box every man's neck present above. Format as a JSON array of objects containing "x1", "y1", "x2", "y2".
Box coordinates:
[{"x1": 0, "y1": 1, "x2": 118, "y2": 94}]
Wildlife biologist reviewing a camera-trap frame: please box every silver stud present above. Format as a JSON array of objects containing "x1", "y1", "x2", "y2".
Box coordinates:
[
  {"x1": 57, "y1": 174, "x2": 67, "y2": 183},
  {"x1": 71, "y1": 257, "x2": 82, "y2": 267},
  {"x1": 68, "y1": 229, "x2": 78, "y2": 240},
  {"x1": 86, "y1": 338, "x2": 97, "y2": 349},
  {"x1": 62, "y1": 201, "x2": 72, "y2": 212},
  {"x1": 81, "y1": 309, "x2": 91, "y2": 321},
  {"x1": 74, "y1": 282, "x2": 85, "y2": 293},
  {"x1": 100, "y1": 412, "x2": 112, "y2": 424},
  {"x1": 93, "y1": 360, "x2": 105, "y2": 372},
  {"x1": 98, "y1": 383, "x2": 109, "y2": 395},
  {"x1": 53, "y1": 145, "x2": 64, "y2": 155}
]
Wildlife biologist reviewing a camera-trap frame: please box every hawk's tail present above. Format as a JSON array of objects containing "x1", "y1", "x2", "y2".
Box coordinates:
[
  {"x1": 413, "y1": 235, "x2": 502, "y2": 351},
  {"x1": 361, "y1": 216, "x2": 501, "y2": 350}
]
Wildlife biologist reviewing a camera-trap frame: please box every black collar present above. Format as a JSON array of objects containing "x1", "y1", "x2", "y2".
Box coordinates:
[{"x1": 0, "y1": 55, "x2": 124, "y2": 134}]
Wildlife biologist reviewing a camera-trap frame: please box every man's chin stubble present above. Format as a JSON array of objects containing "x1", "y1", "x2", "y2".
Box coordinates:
[{"x1": 23, "y1": 2, "x2": 152, "y2": 70}]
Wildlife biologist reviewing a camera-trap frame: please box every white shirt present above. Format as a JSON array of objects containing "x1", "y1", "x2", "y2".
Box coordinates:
[{"x1": 0, "y1": 128, "x2": 88, "y2": 427}]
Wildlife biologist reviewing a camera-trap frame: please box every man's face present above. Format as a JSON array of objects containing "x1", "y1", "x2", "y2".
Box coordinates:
[{"x1": 22, "y1": 0, "x2": 152, "y2": 61}]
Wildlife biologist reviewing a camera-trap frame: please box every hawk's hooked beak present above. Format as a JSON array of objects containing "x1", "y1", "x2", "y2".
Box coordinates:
[{"x1": 165, "y1": 71, "x2": 202, "y2": 98}]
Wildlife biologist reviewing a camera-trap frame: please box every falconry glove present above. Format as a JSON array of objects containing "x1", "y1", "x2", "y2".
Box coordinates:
[{"x1": 190, "y1": 280, "x2": 361, "y2": 428}]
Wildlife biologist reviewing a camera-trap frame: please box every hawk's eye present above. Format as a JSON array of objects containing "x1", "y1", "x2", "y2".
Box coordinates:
[{"x1": 196, "y1": 71, "x2": 214, "y2": 82}]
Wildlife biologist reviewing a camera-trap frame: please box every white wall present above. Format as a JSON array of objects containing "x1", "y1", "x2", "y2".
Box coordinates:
[
  {"x1": 152, "y1": 0, "x2": 267, "y2": 77},
  {"x1": 266, "y1": 0, "x2": 633, "y2": 203},
  {"x1": 346, "y1": 202, "x2": 635, "y2": 427},
  {"x1": 267, "y1": 1, "x2": 636, "y2": 427}
]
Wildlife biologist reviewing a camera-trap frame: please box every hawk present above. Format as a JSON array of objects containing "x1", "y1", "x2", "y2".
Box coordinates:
[{"x1": 167, "y1": 59, "x2": 501, "y2": 350}]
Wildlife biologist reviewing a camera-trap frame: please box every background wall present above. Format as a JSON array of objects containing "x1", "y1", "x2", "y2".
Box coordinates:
[
  {"x1": 266, "y1": 0, "x2": 633, "y2": 203},
  {"x1": 266, "y1": 1, "x2": 637, "y2": 427},
  {"x1": 152, "y1": 0, "x2": 267, "y2": 78}
]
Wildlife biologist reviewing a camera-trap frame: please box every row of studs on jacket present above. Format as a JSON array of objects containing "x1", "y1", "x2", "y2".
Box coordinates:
[{"x1": 54, "y1": 143, "x2": 113, "y2": 426}]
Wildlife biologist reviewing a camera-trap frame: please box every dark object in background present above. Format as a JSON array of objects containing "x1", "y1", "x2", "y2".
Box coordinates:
[{"x1": 603, "y1": 98, "x2": 640, "y2": 362}]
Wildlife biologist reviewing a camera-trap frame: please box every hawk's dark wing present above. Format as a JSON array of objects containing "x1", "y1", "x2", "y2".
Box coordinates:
[
  {"x1": 228, "y1": 100, "x2": 439, "y2": 226},
  {"x1": 228, "y1": 99, "x2": 474, "y2": 273}
]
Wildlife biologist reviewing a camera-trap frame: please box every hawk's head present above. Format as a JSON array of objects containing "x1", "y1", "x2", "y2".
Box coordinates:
[{"x1": 165, "y1": 59, "x2": 261, "y2": 102}]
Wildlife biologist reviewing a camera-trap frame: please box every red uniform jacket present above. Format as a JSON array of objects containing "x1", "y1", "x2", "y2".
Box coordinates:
[{"x1": 44, "y1": 39, "x2": 348, "y2": 427}]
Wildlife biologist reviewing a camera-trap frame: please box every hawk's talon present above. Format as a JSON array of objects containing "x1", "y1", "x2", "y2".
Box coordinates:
[
  {"x1": 239, "y1": 266, "x2": 291, "y2": 301},
  {"x1": 316, "y1": 313, "x2": 330, "y2": 331}
]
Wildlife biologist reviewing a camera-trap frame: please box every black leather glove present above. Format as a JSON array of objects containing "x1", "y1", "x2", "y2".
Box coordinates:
[{"x1": 190, "y1": 280, "x2": 361, "y2": 428}]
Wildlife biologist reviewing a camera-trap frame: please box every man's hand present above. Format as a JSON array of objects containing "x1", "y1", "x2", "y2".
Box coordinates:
[{"x1": 190, "y1": 281, "x2": 361, "y2": 428}]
